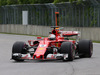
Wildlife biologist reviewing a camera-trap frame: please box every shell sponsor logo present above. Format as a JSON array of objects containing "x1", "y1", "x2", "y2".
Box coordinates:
[{"x1": 38, "y1": 47, "x2": 44, "y2": 50}]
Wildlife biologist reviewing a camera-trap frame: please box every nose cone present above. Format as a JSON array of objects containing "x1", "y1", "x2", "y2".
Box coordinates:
[{"x1": 36, "y1": 55, "x2": 40, "y2": 59}]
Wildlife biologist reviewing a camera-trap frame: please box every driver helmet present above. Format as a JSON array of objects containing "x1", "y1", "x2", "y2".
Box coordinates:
[{"x1": 48, "y1": 34, "x2": 56, "y2": 40}]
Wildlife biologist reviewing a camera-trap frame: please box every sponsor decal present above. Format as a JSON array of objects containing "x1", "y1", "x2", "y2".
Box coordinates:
[
  {"x1": 38, "y1": 47, "x2": 44, "y2": 50},
  {"x1": 36, "y1": 52, "x2": 42, "y2": 53},
  {"x1": 56, "y1": 43, "x2": 58, "y2": 47},
  {"x1": 39, "y1": 45, "x2": 46, "y2": 47}
]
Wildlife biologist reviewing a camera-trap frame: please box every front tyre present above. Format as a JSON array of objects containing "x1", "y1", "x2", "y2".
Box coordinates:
[
  {"x1": 12, "y1": 41, "x2": 28, "y2": 62},
  {"x1": 60, "y1": 42, "x2": 75, "y2": 61},
  {"x1": 78, "y1": 40, "x2": 93, "y2": 58}
]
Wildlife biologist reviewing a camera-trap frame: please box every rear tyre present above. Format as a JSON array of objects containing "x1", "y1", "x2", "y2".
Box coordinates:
[
  {"x1": 60, "y1": 42, "x2": 75, "y2": 61},
  {"x1": 78, "y1": 40, "x2": 93, "y2": 58},
  {"x1": 12, "y1": 41, "x2": 28, "y2": 62}
]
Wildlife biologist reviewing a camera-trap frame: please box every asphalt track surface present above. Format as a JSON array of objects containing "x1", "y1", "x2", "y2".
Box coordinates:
[{"x1": 0, "y1": 34, "x2": 100, "y2": 75}]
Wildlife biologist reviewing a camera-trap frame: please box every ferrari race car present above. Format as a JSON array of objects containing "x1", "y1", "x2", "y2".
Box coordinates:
[{"x1": 11, "y1": 26, "x2": 93, "y2": 62}]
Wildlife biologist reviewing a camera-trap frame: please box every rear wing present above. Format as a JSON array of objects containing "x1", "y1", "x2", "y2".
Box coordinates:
[{"x1": 61, "y1": 31, "x2": 80, "y2": 37}]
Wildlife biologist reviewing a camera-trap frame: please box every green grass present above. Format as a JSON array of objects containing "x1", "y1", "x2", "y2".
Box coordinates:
[{"x1": 93, "y1": 41, "x2": 100, "y2": 43}]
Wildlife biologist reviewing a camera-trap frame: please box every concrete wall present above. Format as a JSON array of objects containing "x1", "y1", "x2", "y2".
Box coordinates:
[{"x1": 0, "y1": 24, "x2": 100, "y2": 41}]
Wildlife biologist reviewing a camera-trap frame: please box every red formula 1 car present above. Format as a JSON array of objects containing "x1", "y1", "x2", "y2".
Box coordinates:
[{"x1": 11, "y1": 26, "x2": 93, "y2": 62}]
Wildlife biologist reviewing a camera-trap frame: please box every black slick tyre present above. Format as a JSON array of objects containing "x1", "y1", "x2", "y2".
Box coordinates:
[
  {"x1": 12, "y1": 41, "x2": 28, "y2": 62},
  {"x1": 78, "y1": 40, "x2": 93, "y2": 58},
  {"x1": 60, "y1": 42, "x2": 75, "y2": 61}
]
